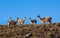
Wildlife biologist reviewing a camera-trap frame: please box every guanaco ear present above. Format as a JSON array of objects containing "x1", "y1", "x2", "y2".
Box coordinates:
[{"x1": 9, "y1": 17, "x2": 12, "y2": 20}]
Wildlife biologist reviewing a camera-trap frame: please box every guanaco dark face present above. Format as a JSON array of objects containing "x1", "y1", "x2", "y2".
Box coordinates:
[
  {"x1": 29, "y1": 17, "x2": 31, "y2": 20},
  {"x1": 16, "y1": 17, "x2": 19, "y2": 19},
  {"x1": 24, "y1": 17, "x2": 26, "y2": 19},
  {"x1": 37, "y1": 15, "x2": 40, "y2": 17},
  {"x1": 37, "y1": 15, "x2": 42, "y2": 20}
]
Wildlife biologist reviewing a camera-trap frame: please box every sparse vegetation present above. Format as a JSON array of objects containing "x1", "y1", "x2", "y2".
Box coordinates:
[{"x1": 0, "y1": 23, "x2": 60, "y2": 38}]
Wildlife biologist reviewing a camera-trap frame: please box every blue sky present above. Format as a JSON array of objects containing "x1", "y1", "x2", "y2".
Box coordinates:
[{"x1": 0, "y1": 0, "x2": 60, "y2": 24}]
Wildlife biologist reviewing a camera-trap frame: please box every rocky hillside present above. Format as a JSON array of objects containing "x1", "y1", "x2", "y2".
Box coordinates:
[{"x1": 0, "y1": 23, "x2": 60, "y2": 38}]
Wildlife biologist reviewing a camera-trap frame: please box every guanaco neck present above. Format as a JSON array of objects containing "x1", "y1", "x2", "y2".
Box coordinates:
[
  {"x1": 9, "y1": 17, "x2": 12, "y2": 21},
  {"x1": 16, "y1": 18, "x2": 19, "y2": 22}
]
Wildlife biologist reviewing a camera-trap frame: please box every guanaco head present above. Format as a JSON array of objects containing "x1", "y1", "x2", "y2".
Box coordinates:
[
  {"x1": 16, "y1": 17, "x2": 19, "y2": 22},
  {"x1": 9, "y1": 17, "x2": 12, "y2": 20},
  {"x1": 9, "y1": 17, "x2": 12, "y2": 19},
  {"x1": 37, "y1": 15, "x2": 42, "y2": 20},
  {"x1": 29, "y1": 17, "x2": 31, "y2": 20},
  {"x1": 24, "y1": 17, "x2": 26, "y2": 20},
  {"x1": 37, "y1": 15, "x2": 40, "y2": 17}
]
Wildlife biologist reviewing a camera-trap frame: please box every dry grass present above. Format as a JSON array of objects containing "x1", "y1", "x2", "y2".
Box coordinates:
[{"x1": 0, "y1": 23, "x2": 60, "y2": 38}]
